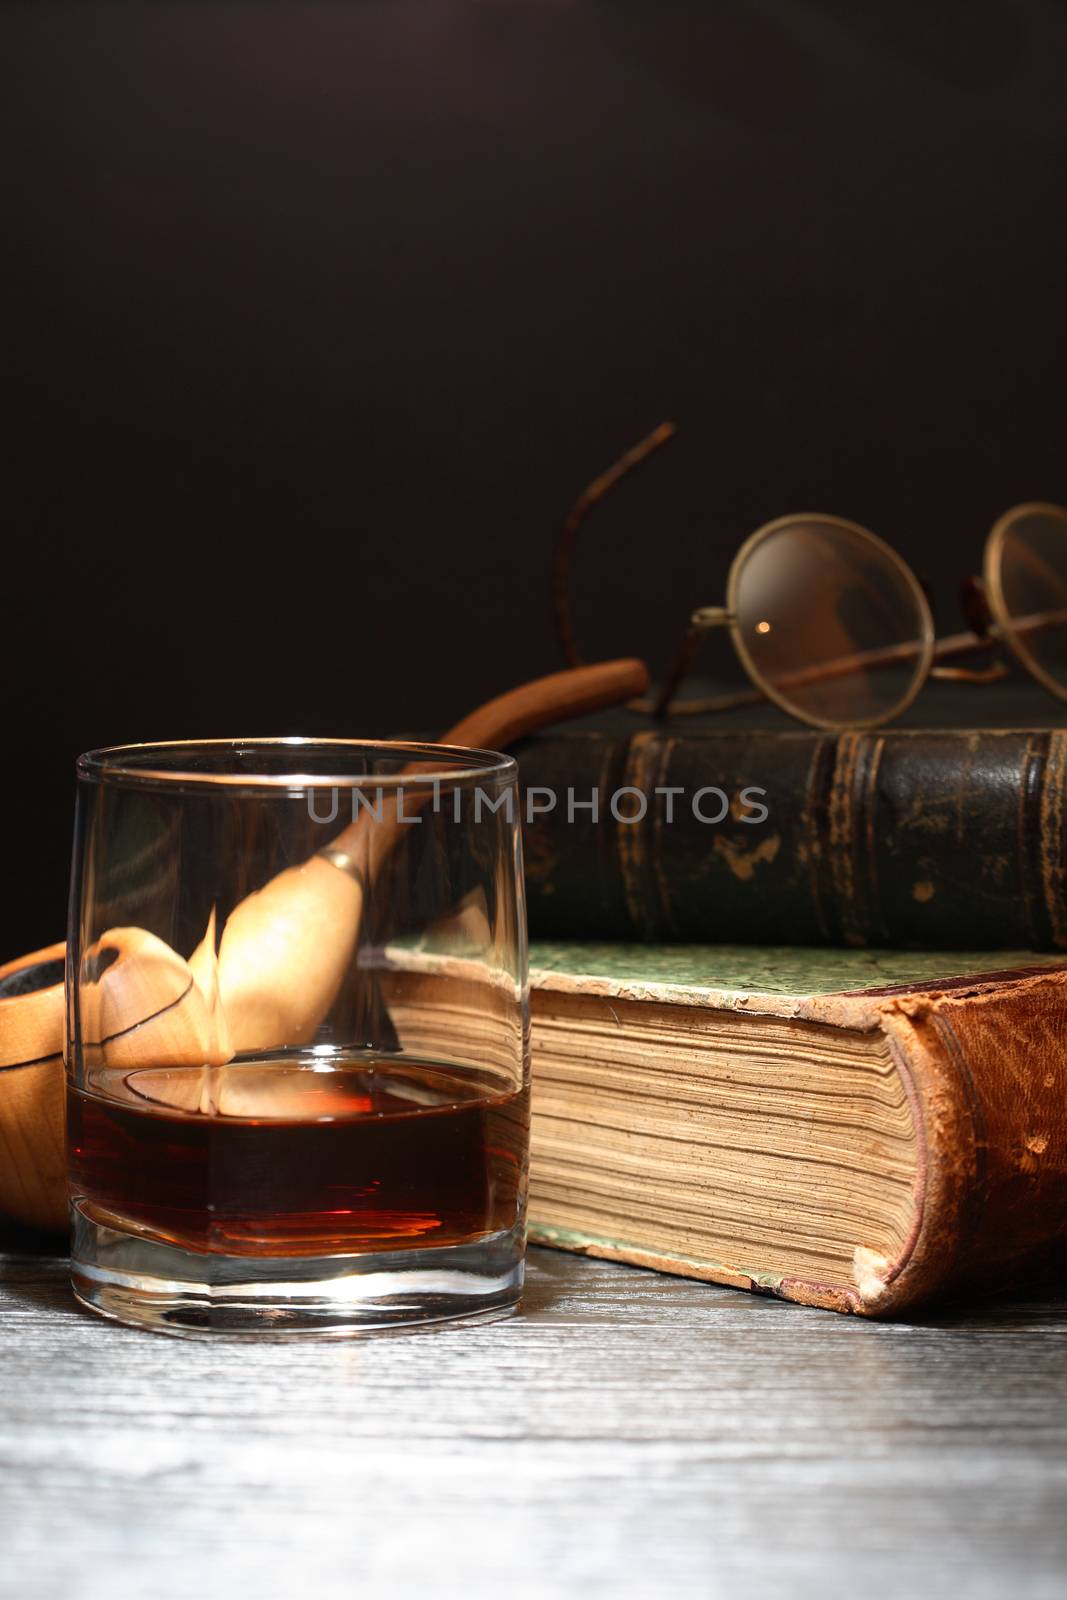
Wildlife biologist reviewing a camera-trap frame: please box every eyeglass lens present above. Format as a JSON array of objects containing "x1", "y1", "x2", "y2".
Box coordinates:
[
  {"x1": 994, "y1": 505, "x2": 1067, "y2": 697},
  {"x1": 732, "y1": 519, "x2": 929, "y2": 726}
]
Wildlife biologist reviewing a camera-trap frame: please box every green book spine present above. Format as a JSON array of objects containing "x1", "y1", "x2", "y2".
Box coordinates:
[{"x1": 515, "y1": 724, "x2": 1067, "y2": 948}]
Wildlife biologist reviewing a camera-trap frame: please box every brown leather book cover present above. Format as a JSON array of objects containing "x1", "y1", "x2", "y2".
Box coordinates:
[{"x1": 524, "y1": 944, "x2": 1067, "y2": 1316}]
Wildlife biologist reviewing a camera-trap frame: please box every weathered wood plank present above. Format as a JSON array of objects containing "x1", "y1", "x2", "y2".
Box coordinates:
[{"x1": 1, "y1": 1244, "x2": 1065, "y2": 1600}]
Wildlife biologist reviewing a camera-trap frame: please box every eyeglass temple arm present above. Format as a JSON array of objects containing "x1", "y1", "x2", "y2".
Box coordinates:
[
  {"x1": 649, "y1": 624, "x2": 994, "y2": 718},
  {"x1": 927, "y1": 575, "x2": 1001, "y2": 681},
  {"x1": 651, "y1": 607, "x2": 734, "y2": 718},
  {"x1": 651, "y1": 606, "x2": 1067, "y2": 717},
  {"x1": 553, "y1": 422, "x2": 677, "y2": 668}
]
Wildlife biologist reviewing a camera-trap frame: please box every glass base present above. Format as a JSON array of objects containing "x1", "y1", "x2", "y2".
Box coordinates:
[{"x1": 70, "y1": 1204, "x2": 525, "y2": 1337}]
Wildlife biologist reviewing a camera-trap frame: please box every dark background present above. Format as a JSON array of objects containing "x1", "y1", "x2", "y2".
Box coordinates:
[{"x1": 3, "y1": 0, "x2": 1066, "y2": 957}]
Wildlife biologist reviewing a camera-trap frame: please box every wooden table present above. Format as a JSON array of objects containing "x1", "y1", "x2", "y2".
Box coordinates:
[{"x1": 2, "y1": 1238, "x2": 1065, "y2": 1599}]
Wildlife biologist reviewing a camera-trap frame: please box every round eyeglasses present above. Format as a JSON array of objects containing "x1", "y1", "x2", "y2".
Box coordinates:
[{"x1": 553, "y1": 425, "x2": 1067, "y2": 731}]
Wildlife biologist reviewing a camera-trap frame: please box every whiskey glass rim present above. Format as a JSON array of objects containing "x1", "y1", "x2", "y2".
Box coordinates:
[{"x1": 76, "y1": 736, "x2": 518, "y2": 792}]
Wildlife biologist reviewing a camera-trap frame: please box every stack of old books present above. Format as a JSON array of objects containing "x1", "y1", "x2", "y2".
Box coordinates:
[{"x1": 513, "y1": 678, "x2": 1067, "y2": 1316}]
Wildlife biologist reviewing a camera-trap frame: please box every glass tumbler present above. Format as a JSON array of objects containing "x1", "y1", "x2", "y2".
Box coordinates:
[{"x1": 66, "y1": 739, "x2": 529, "y2": 1336}]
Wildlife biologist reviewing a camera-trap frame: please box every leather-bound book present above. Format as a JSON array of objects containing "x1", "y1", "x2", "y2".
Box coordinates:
[
  {"x1": 522, "y1": 943, "x2": 1067, "y2": 1316},
  {"x1": 514, "y1": 679, "x2": 1067, "y2": 948}
]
